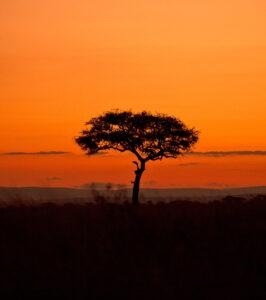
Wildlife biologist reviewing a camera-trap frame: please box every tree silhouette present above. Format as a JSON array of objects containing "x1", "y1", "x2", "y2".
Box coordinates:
[{"x1": 75, "y1": 110, "x2": 199, "y2": 204}]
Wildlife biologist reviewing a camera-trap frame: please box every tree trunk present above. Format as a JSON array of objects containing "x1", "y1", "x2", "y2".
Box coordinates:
[{"x1": 132, "y1": 161, "x2": 145, "y2": 205}]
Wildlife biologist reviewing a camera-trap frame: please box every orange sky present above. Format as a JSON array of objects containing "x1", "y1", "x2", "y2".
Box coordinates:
[{"x1": 0, "y1": 0, "x2": 265, "y2": 187}]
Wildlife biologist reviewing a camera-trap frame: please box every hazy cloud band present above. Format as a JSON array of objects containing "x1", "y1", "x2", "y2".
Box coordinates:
[
  {"x1": 187, "y1": 151, "x2": 266, "y2": 157},
  {"x1": 1, "y1": 151, "x2": 70, "y2": 156},
  {"x1": 1, "y1": 150, "x2": 266, "y2": 157}
]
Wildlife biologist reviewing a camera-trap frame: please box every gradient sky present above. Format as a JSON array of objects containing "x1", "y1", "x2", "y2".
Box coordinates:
[{"x1": 0, "y1": 0, "x2": 265, "y2": 188}]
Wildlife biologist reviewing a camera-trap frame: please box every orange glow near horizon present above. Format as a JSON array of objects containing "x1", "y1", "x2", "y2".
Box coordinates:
[
  {"x1": 0, "y1": 0, "x2": 265, "y2": 187},
  {"x1": 0, "y1": 153, "x2": 265, "y2": 189}
]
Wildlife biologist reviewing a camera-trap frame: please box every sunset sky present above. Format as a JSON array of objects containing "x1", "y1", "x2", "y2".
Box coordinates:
[{"x1": 0, "y1": 0, "x2": 265, "y2": 188}]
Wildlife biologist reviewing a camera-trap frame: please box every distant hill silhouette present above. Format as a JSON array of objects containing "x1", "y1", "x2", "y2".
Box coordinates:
[{"x1": 0, "y1": 186, "x2": 265, "y2": 206}]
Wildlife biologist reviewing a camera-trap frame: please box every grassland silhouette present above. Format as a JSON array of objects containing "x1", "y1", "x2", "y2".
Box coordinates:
[
  {"x1": 75, "y1": 110, "x2": 199, "y2": 204},
  {"x1": 0, "y1": 196, "x2": 266, "y2": 299}
]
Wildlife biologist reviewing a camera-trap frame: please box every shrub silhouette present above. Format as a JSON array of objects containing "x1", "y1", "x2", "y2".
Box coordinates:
[{"x1": 75, "y1": 110, "x2": 199, "y2": 204}]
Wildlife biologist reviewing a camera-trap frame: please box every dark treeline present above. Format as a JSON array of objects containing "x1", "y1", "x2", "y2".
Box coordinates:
[{"x1": 0, "y1": 195, "x2": 266, "y2": 299}]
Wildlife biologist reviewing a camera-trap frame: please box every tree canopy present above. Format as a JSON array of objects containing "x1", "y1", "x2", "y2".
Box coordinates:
[{"x1": 75, "y1": 110, "x2": 199, "y2": 162}]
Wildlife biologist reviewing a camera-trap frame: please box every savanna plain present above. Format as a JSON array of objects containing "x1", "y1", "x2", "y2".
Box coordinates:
[{"x1": 0, "y1": 194, "x2": 266, "y2": 299}]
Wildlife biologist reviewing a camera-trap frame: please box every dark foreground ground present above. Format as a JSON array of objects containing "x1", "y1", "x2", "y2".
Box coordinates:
[{"x1": 0, "y1": 196, "x2": 266, "y2": 300}]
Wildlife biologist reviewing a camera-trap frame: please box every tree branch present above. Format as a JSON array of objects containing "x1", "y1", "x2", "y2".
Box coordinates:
[
  {"x1": 131, "y1": 148, "x2": 144, "y2": 162},
  {"x1": 132, "y1": 161, "x2": 139, "y2": 170}
]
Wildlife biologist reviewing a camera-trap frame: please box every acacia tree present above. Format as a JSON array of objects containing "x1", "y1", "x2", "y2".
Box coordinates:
[{"x1": 75, "y1": 110, "x2": 199, "y2": 205}]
